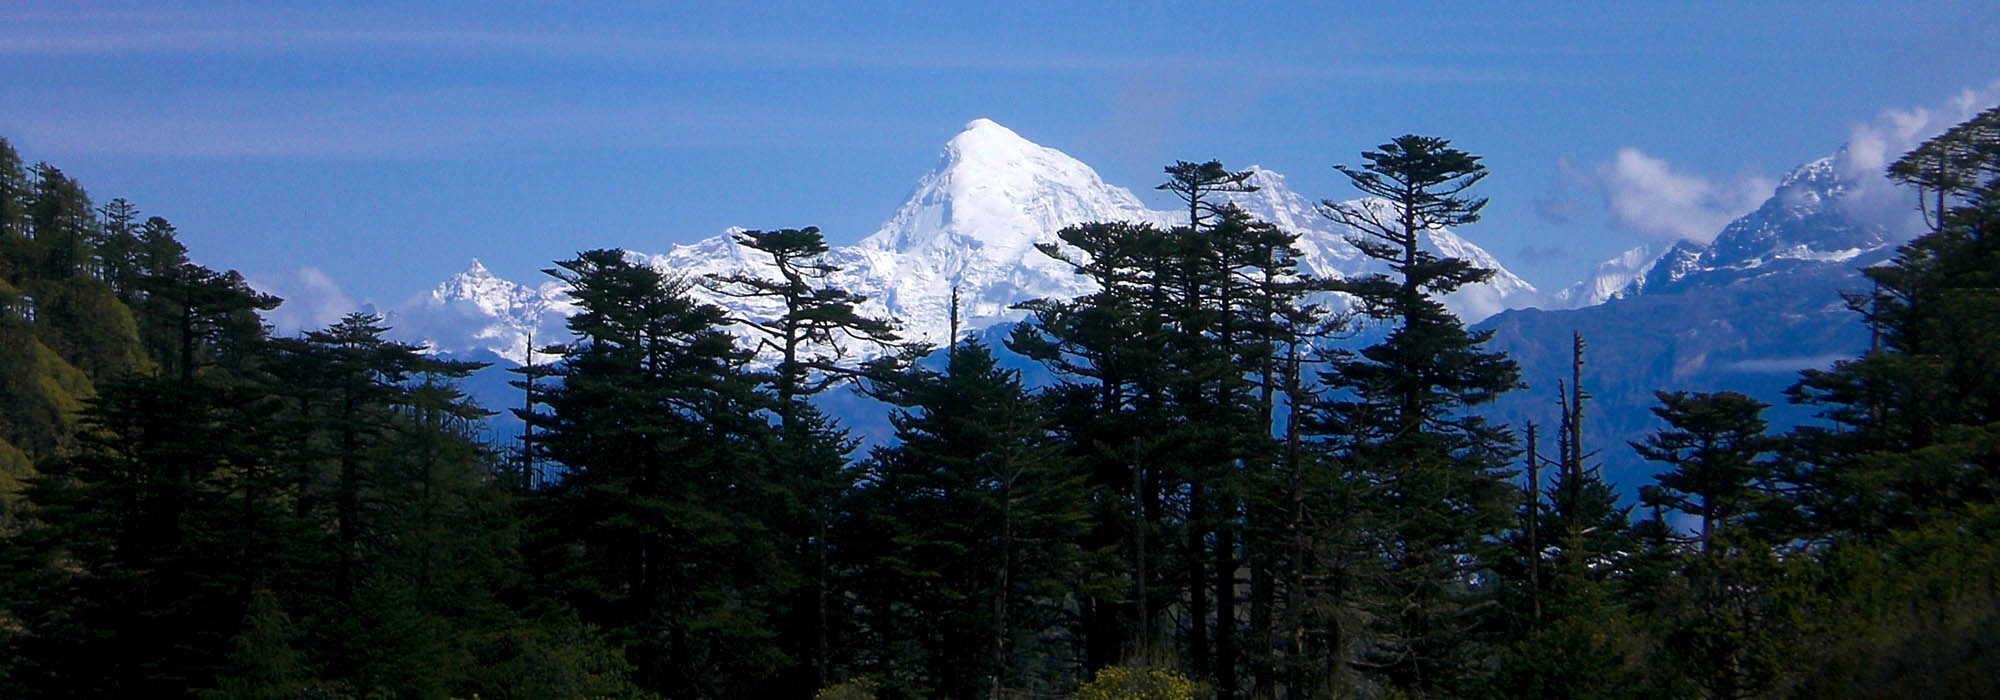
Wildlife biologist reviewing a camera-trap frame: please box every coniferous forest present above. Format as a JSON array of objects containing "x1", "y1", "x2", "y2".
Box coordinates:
[{"x1": 2, "y1": 110, "x2": 1999, "y2": 699}]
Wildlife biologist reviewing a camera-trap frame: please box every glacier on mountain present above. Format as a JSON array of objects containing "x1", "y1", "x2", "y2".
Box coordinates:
[{"x1": 1554, "y1": 243, "x2": 1668, "y2": 307}]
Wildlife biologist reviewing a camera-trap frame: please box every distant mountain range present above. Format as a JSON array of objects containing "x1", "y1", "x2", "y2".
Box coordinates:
[
  {"x1": 375, "y1": 118, "x2": 1923, "y2": 493},
  {"x1": 1482, "y1": 147, "x2": 1905, "y2": 490}
]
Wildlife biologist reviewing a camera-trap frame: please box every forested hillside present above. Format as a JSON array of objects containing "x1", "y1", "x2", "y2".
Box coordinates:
[{"x1": 2, "y1": 108, "x2": 1998, "y2": 699}]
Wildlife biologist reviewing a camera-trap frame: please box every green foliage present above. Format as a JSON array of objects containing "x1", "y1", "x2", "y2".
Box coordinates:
[
  {"x1": 465, "y1": 610, "x2": 654, "y2": 700},
  {"x1": 1651, "y1": 529, "x2": 1819, "y2": 699},
  {"x1": 204, "y1": 589, "x2": 308, "y2": 700},
  {"x1": 0, "y1": 439, "x2": 29, "y2": 498},
  {"x1": 1794, "y1": 505, "x2": 2000, "y2": 698},
  {"x1": 0, "y1": 145, "x2": 653, "y2": 699},
  {"x1": 707, "y1": 226, "x2": 919, "y2": 689},
  {"x1": 1786, "y1": 104, "x2": 2000, "y2": 539},
  {"x1": 4, "y1": 374, "x2": 287, "y2": 695},
  {"x1": 26, "y1": 162, "x2": 94, "y2": 279},
  {"x1": 0, "y1": 330, "x2": 93, "y2": 461},
  {"x1": 32, "y1": 277, "x2": 153, "y2": 379},
  {"x1": 1490, "y1": 564, "x2": 1648, "y2": 700}
]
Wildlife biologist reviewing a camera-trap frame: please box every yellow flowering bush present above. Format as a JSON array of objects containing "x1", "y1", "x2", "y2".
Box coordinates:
[{"x1": 1076, "y1": 665, "x2": 1202, "y2": 700}]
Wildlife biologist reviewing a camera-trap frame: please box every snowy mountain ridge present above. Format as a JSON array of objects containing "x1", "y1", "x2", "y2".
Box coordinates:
[
  {"x1": 399, "y1": 119, "x2": 1544, "y2": 363},
  {"x1": 1556, "y1": 150, "x2": 1905, "y2": 308}
]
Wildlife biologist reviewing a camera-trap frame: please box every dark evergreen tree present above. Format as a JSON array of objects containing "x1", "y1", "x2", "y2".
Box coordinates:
[
  {"x1": 2, "y1": 372, "x2": 284, "y2": 695},
  {"x1": 25, "y1": 163, "x2": 93, "y2": 280},
  {"x1": 1541, "y1": 334, "x2": 1630, "y2": 551},
  {"x1": 1307, "y1": 135, "x2": 1521, "y2": 695},
  {"x1": 94, "y1": 198, "x2": 144, "y2": 302},
  {"x1": 1011, "y1": 220, "x2": 1179, "y2": 669},
  {"x1": 1786, "y1": 105, "x2": 2000, "y2": 539},
  {"x1": 0, "y1": 148, "x2": 651, "y2": 698},
  {"x1": 705, "y1": 227, "x2": 906, "y2": 423},
  {"x1": 851, "y1": 337, "x2": 1088, "y2": 697},
  {"x1": 1491, "y1": 335, "x2": 1643, "y2": 699},
  {"x1": 704, "y1": 226, "x2": 910, "y2": 686},
  {"x1": 272, "y1": 314, "x2": 484, "y2": 601},
  {"x1": 1629, "y1": 391, "x2": 1814, "y2": 700},
  {"x1": 0, "y1": 138, "x2": 28, "y2": 253},
  {"x1": 527, "y1": 249, "x2": 795, "y2": 698},
  {"x1": 1153, "y1": 163, "x2": 1268, "y2": 692},
  {"x1": 1632, "y1": 391, "x2": 1781, "y2": 553}
]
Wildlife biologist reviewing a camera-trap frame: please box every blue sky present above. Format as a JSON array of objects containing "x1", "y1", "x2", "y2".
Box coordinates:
[{"x1": 4, "y1": 1, "x2": 1997, "y2": 325}]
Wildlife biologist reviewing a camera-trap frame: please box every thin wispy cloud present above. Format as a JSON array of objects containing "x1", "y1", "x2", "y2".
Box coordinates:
[
  {"x1": 6, "y1": 86, "x2": 907, "y2": 159},
  {"x1": 1722, "y1": 353, "x2": 1853, "y2": 374},
  {"x1": 0, "y1": 4, "x2": 1555, "y2": 162},
  {"x1": 0, "y1": 5, "x2": 1544, "y2": 85}
]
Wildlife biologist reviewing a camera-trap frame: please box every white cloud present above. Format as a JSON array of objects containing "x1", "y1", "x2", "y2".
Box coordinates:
[
  {"x1": 1587, "y1": 81, "x2": 2000, "y2": 246},
  {"x1": 250, "y1": 266, "x2": 365, "y2": 335},
  {"x1": 1594, "y1": 148, "x2": 1774, "y2": 244},
  {"x1": 1591, "y1": 81, "x2": 2000, "y2": 247},
  {"x1": 1831, "y1": 80, "x2": 2000, "y2": 236}
]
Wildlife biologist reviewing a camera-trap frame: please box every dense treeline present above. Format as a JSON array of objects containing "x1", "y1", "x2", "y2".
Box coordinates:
[{"x1": 1, "y1": 107, "x2": 1997, "y2": 699}]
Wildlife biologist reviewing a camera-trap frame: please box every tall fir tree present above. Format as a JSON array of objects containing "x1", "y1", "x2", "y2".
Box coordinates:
[
  {"x1": 705, "y1": 226, "x2": 908, "y2": 686},
  {"x1": 850, "y1": 337, "x2": 1088, "y2": 697},
  {"x1": 1307, "y1": 135, "x2": 1522, "y2": 695},
  {"x1": 1011, "y1": 219, "x2": 1180, "y2": 669},
  {"x1": 1632, "y1": 391, "x2": 1782, "y2": 553}
]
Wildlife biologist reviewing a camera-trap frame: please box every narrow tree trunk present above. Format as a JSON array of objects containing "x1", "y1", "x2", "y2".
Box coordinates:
[
  {"x1": 1190, "y1": 488, "x2": 1209, "y2": 673},
  {"x1": 990, "y1": 477, "x2": 1013, "y2": 698},
  {"x1": 1525, "y1": 423, "x2": 1541, "y2": 627},
  {"x1": 1133, "y1": 441, "x2": 1150, "y2": 661},
  {"x1": 1250, "y1": 541, "x2": 1273, "y2": 697},
  {"x1": 1282, "y1": 344, "x2": 1307, "y2": 698},
  {"x1": 1216, "y1": 520, "x2": 1238, "y2": 698}
]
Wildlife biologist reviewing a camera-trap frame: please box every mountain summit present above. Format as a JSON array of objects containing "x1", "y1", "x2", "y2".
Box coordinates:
[
  {"x1": 403, "y1": 119, "x2": 1540, "y2": 362},
  {"x1": 861, "y1": 118, "x2": 1160, "y2": 256}
]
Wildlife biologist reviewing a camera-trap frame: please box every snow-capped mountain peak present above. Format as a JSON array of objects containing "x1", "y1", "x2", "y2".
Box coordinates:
[
  {"x1": 434, "y1": 259, "x2": 518, "y2": 317},
  {"x1": 1588, "y1": 146, "x2": 1905, "y2": 301},
  {"x1": 387, "y1": 259, "x2": 573, "y2": 364},
  {"x1": 1698, "y1": 155, "x2": 1884, "y2": 270},
  {"x1": 859, "y1": 118, "x2": 1161, "y2": 256}
]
